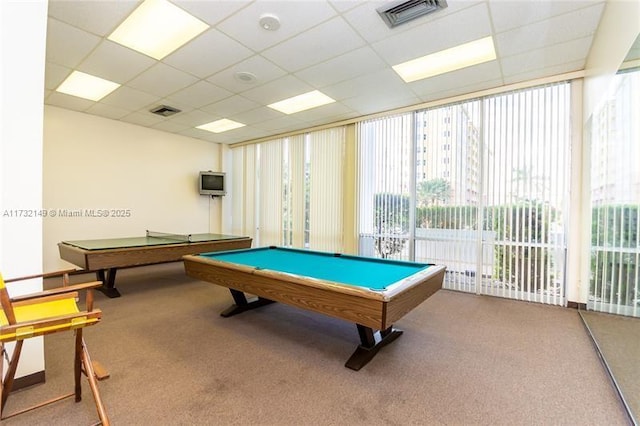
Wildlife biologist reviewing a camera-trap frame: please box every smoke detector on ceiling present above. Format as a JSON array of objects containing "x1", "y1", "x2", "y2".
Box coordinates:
[
  {"x1": 377, "y1": 0, "x2": 448, "y2": 28},
  {"x1": 234, "y1": 71, "x2": 257, "y2": 84},
  {"x1": 259, "y1": 13, "x2": 280, "y2": 31},
  {"x1": 149, "y1": 105, "x2": 181, "y2": 117}
]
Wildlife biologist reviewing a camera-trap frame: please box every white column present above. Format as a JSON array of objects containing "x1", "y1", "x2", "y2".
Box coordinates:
[{"x1": 0, "y1": 0, "x2": 48, "y2": 378}]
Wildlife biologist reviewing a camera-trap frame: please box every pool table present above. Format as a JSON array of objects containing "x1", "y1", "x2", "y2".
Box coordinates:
[
  {"x1": 183, "y1": 246, "x2": 446, "y2": 370},
  {"x1": 59, "y1": 232, "x2": 252, "y2": 298}
]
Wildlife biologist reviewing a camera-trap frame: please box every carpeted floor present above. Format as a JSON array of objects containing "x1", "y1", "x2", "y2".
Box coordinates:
[
  {"x1": 580, "y1": 310, "x2": 640, "y2": 425},
  {"x1": 2, "y1": 263, "x2": 631, "y2": 425}
]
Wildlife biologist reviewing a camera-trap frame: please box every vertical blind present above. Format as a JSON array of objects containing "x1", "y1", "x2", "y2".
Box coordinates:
[
  {"x1": 481, "y1": 84, "x2": 570, "y2": 304},
  {"x1": 284, "y1": 135, "x2": 306, "y2": 248},
  {"x1": 231, "y1": 127, "x2": 346, "y2": 252},
  {"x1": 258, "y1": 140, "x2": 283, "y2": 246},
  {"x1": 308, "y1": 128, "x2": 345, "y2": 252},
  {"x1": 231, "y1": 145, "x2": 256, "y2": 241},
  {"x1": 357, "y1": 82, "x2": 571, "y2": 306}
]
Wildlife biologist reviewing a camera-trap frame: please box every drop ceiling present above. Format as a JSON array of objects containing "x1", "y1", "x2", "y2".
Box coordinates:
[{"x1": 44, "y1": 0, "x2": 607, "y2": 145}]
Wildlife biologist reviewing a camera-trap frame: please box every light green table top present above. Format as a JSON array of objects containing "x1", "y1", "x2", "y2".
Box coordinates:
[{"x1": 62, "y1": 233, "x2": 246, "y2": 250}]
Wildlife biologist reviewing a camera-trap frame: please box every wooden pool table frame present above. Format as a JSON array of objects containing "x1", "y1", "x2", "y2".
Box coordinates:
[
  {"x1": 183, "y1": 251, "x2": 446, "y2": 370},
  {"x1": 58, "y1": 237, "x2": 252, "y2": 298}
]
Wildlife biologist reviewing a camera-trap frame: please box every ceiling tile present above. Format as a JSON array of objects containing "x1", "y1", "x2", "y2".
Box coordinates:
[
  {"x1": 173, "y1": 0, "x2": 251, "y2": 26},
  {"x1": 500, "y1": 36, "x2": 594, "y2": 77},
  {"x1": 46, "y1": 18, "x2": 101, "y2": 68},
  {"x1": 252, "y1": 115, "x2": 306, "y2": 133},
  {"x1": 289, "y1": 101, "x2": 355, "y2": 123},
  {"x1": 127, "y1": 62, "x2": 199, "y2": 97},
  {"x1": 77, "y1": 40, "x2": 156, "y2": 84},
  {"x1": 230, "y1": 106, "x2": 282, "y2": 125},
  {"x1": 47, "y1": 0, "x2": 138, "y2": 36},
  {"x1": 489, "y1": 0, "x2": 605, "y2": 33},
  {"x1": 305, "y1": 109, "x2": 359, "y2": 127},
  {"x1": 209, "y1": 126, "x2": 273, "y2": 144},
  {"x1": 503, "y1": 60, "x2": 585, "y2": 85},
  {"x1": 240, "y1": 75, "x2": 313, "y2": 105},
  {"x1": 408, "y1": 61, "x2": 504, "y2": 99},
  {"x1": 44, "y1": 63, "x2": 71, "y2": 91},
  {"x1": 216, "y1": 1, "x2": 337, "y2": 52},
  {"x1": 45, "y1": 91, "x2": 95, "y2": 112},
  {"x1": 201, "y1": 95, "x2": 261, "y2": 117},
  {"x1": 323, "y1": 68, "x2": 413, "y2": 102},
  {"x1": 342, "y1": 92, "x2": 421, "y2": 116},
  {"x1": 423, "y1": 78, "x2": 504, "y2": 103},
  {"x1": 86, "y1": 102, "x2": 131, "y2": 120},
  {"x1": 151, "y1": 119, "x2": 191, "y2": 134},
  {"x1": 169, "y1": 109, "x2": 217, "y2": 127},
  {"x1": 167, "y1": 81, "x2": 233, "y2": 109},
  {"x1": 322, "y1": 68, "x2": 420, "y2": 115},
  {"x1": 178, "y1": 127, "x2": 227, "y2": 143},
  {"x1": 496, "y1": 3, "x2": 605, "y2": 58},
  {"x1": 206, "y1": 55, "x2": 287, "y2": 93},
  {"x1": 294, "y1": 46, "x2": 387, "y2": 88},
  {"x1": 261, "y1": 16, "x2": 366, "y2": 72},
  {"x1": 100, "y1": 86, "x2": 158, "y2": 110},
  {"x1": 163, "y1": 29, "x2": 254, "y2": 79},
  {"x1": 328, "y1": 0, "x2": 362, "y2": 13},
  {"x1": 121, "y1": 111, "x2": 165, "y2": 127}
]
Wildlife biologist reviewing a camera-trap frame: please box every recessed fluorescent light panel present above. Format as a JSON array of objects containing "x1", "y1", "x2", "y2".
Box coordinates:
[
  {"x1": 268, "y1": 90, "x2": 336, "y2": 115},
  {"x1": 108, "y1": 0, "x2": 209, "y2": 60},
  {"x1": 56, "y1": 71, "x2": 120, "y2": 101},
  {"x1": 197, "y1": 119, "x2": 245, "y2": 133},
  {"x1": 393, "y1": 36, "x2": 496, "y2": 83}
]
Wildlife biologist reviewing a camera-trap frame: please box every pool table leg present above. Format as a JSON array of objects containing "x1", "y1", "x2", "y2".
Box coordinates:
[
  {"x1": 345, "y1": 324, "x2": 403, "y2": 371},
  {"x1": 220, "y1": 289, "x2": 275, "y2": 317},
  {"x1": 96, "y1": 269, "x2": 121, "y2": 298}
]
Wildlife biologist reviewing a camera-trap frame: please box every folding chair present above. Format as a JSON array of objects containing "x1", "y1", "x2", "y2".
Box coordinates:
[{"x1": 0, "y1": 270, "x2": 109, "y2": 425}]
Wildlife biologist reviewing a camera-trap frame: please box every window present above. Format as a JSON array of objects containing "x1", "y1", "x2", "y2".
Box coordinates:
[{"x1": 357, "y1": 82, "x2": 571, "y2": 305}]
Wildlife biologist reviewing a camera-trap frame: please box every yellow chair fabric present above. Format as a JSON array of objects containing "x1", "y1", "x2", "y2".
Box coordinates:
[{"x1": 0, "y1": 271, "x2": 109, "y2": 425}]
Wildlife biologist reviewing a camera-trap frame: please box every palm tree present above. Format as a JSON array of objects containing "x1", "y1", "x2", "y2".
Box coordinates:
[{"x1": 417, "y1": 178, "x2": 451, "y2": 207}]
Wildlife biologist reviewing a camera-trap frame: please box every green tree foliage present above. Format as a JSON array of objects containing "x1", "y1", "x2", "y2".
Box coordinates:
[{"x1": 416, "y1": 178, "x2": 451, "y2": 207}]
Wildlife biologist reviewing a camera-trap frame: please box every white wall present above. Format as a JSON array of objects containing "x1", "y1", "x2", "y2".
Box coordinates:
[
  {"x1": 583, "y1": 0, "x2": 640, "y2": 121},
  {"x1": 0, "y1": 0, "x2": 48, "y2": 379},
  {"x1": 43, "y1": 106, "x2": 224, "y2": 270}
]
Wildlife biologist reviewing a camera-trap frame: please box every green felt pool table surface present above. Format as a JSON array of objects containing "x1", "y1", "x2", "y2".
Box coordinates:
[{"x1": 199, "y1": 246, "x2": 432, "y2": 291}]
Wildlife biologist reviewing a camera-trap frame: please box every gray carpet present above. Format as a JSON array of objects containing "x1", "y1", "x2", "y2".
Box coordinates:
[
  {"x1": 2, "y1": 263, "x2": 630, "y2": 425},
  {"x1": 580, "y1": 310, "x2": 640, "y2": 425}
]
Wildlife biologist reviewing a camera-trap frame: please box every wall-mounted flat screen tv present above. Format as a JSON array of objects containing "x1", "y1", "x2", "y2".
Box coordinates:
[{"x1": 199, "y1": 171, "x2": 226, "y2": 196}]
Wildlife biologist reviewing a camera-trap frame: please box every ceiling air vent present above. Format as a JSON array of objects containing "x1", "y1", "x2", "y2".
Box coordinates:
[
  {"x1": 149, "y1": 105, "x2": 181, "y2": 117},
  {"x1": 377, "y1": 0, "x2": 448, "y2": 28}
]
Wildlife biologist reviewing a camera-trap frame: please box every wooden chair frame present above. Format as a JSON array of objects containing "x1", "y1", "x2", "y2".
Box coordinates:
[{"x1": 0, "y1": 269, "x2": 109, "y2": 425}]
